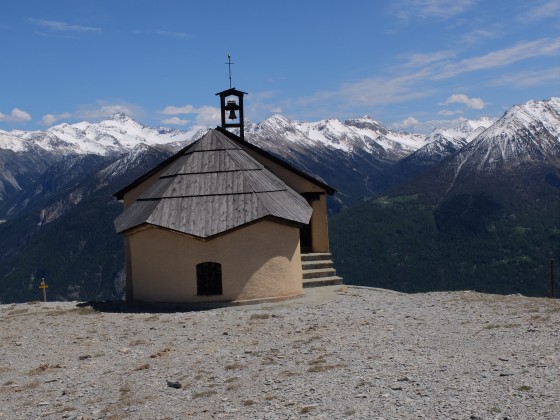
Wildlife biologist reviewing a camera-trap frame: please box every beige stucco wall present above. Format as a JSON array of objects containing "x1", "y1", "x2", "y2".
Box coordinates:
[
  {"x1": 127, "y1": 220, "x2": 303, "y2": 303},
  {"x1": 239, "y1": 145, "x2": 331, "y2": 253},
  {"x1": 309, "y1": 194, "x2": 330, "y2": 253}
]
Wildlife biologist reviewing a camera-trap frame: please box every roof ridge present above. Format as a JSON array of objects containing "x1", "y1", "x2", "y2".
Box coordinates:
[{"x1": 213, "y1": 129, "x2": 243, "y2": 151}]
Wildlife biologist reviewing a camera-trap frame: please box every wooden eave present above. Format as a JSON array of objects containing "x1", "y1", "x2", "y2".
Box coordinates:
[{"x1": 120, "y1": 214, "x2": 305, "y2": 241}]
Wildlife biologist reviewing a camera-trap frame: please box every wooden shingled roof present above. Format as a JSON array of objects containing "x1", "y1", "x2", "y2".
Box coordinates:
[{"x1": 114, "y1": 129, "x2": 313, "y2": 238}]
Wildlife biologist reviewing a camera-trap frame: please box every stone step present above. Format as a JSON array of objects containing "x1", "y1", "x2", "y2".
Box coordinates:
[
  {"x1": 302, "y1": 268, "x2": 337, "y2": 280},
  {"x1": 303, "y1": 276, "x2": 344, "y2": 288},
  {"x1": 301, "y1": 260, "x2": 333, "y2": 270},
  {"x1": 301, "y1": 253, "x2": 332, "y2": 262}
]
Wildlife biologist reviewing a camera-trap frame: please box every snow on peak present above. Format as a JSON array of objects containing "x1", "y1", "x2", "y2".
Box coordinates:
[
  {"x1": 1, "y1": 98, "x2": 556, "y2": 166},
  {"x1": 0, "y1": 115, "x2": 198, "y2": 156},
  {"x1": 451, "y1": 97, "x2": 560, "y2": 173},
  {"x1": 109, "y1": 112, "x2": 133, "y2": 122},
  {"x1": 247, "y1": 114, "x2": 428, "y2": 157},
  {"x1": 427, "y1": 117, "x2": 496, "y2": 144}
]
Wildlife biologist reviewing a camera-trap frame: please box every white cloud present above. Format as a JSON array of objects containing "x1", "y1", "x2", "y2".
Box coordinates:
[
  {"x1": 39, "y1": 112, "x2": 71, "y2": 126},
  {"x1": 284, "y1": 37, "x2": 559, "y2": 122},
  {"x1": 75, "y1": 101, "x2": 143, "y2": 119},
  {"x1": 435, "y1": 38, "x2": 560, "y2": 79},
  {"x1": 162, "y1": 117, "x2": 190, "y2": 126},
  {"x1": 391, "y1": 0, "x2": 476, "y2": 21},
  {"x1": 161, "y1": 105, "x2": 194, "y2": 115},
  {"x1": 0, "y1": 108, "x2": 32, "y2": 123},
  {"x1": 521, "y1": 0, "x2": 560, "y2": 22},
  {"x1": 490, "y1": 67, "x2": 560, "y2": 88},
  {"x1": 392, "y1": 116, "x2": 468, "y2": 134},
  {"x1": 193, "y1": 106, "x2": 221, "y2": 126},
  {"x1": 440, "y1": 94, "x2": 486, "y2": 109},
  {"x1": 28, "y1": 18, "x2": 101, "y2": 33},
  {"x1": 132, "y1": 29, "x2": 190, "y2": 39},
  {"x1": 438, "y1": 109, "x2": 463, "y2": 116},
  {"x1": 161, "y1": 104, "x2": 220, "y2": 126},
  {"x1": 461, "y1": 28, "x2": 499, "y2": 45},
  {"x1": 154, "y1": 30, "x2": 189, "y2": 39},
  {"x1": 244, "y1": 90, "x2": 285, "y2": 121},
  {"x1": 391, "y1": 116, "x2": 420, "y2": 130},
  {"x1": 403, "y1": 51, "x2": 455, "y2": 68}
]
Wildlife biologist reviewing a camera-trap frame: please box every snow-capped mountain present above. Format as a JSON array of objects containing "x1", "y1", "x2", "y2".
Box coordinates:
[
  {"x1": 403, "y1": 117, "x2": 496, "y2": 168},
  {"x1": 0, "y1": 97, "x2": 558, "y2": 303},
  {"x1": 395, "y1": 97, "x2": 560, "y2": 203},
  {"x1": 0, "y1": 113, "x2": 205, "y2": 156},
  {"x1": 246, "y1": 114, "x2": 428, "y2": 160},
  {"x1": 452, "y1": 97, "x2": 560, "y2": 174},
  {"x1": 0, "y1": 112, "x2": 434, "y2": 214},
  {"x1": 364, "y1": 117, "x2": 496, "y2": 195}
]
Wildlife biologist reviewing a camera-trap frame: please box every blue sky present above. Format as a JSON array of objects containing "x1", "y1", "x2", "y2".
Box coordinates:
[{"x1": 1, "y1": 0, "x2": 559, "y2": 133}]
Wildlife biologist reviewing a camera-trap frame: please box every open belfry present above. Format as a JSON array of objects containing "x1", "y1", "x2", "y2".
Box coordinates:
[{"x1": 114, "y1": 84, "x2": 342, "y2": 306}]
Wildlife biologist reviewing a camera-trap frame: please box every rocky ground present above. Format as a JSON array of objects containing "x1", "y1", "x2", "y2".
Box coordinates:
[{"x1": 0, "y1": 286, "x2": 559, "y2": 419}]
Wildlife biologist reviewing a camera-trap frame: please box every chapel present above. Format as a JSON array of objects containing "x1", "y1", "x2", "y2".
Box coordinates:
[{"x1": 114, "y1": 88, "x2": 341, "y2": 306}]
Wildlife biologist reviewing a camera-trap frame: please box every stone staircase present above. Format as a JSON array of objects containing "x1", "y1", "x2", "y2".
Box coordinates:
[{"x1": 301, "y1": 253, "x2": 343, "y2": 288}]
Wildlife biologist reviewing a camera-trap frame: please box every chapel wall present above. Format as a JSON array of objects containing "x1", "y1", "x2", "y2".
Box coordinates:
[{"x1": 127, "y1": 220, "x2": 303, "y2": 303}]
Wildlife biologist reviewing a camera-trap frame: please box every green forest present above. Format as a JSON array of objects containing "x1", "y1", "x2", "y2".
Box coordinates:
[{"x1": 330, "y1": 192, "x2": 559, "y2": 297}]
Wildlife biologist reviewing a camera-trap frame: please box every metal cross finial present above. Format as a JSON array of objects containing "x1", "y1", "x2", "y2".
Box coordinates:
[{"x1": 226, "y1": 53, "x2": 234, "y2": 89}]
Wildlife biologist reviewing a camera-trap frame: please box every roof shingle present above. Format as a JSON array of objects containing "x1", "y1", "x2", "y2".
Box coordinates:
[{"x1": 114, "y1": 129, "x2": 312, "y2": 238}]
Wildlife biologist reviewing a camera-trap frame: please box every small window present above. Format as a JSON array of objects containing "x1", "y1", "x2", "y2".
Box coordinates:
[{"x1": 196, "y1": 262, "x2": 222, "y2": 295}]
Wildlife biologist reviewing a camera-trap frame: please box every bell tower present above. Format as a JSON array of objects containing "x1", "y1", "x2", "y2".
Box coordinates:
[
  {"x1": 216, "y1": 87, "x2": 247, "y2": 140},
  {"x1": 216, "y1": 54, "x2": 247, "y2": 140}
]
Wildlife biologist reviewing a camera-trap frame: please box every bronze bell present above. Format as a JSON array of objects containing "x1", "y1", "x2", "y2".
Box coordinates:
[{"x1": 225, "y1": 100, "x2": 239, "y2": 120}]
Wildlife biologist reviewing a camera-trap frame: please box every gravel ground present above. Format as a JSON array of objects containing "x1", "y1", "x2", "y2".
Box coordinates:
[{"x1": 0, "y1": 286, "x2": 559, "y2": 419}]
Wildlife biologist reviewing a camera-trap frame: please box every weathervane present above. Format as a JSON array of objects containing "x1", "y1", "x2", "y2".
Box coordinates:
[{"x1": 226, "y1": 53, "x2": 234, "y2": 89}]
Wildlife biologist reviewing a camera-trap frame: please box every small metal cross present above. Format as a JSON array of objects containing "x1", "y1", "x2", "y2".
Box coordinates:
[
  {"x1": 226, "y1": 53, "x2": 234, "y2": 89},
  {"x1": 39, "y1": 278, "x2": 48, "y2": 303}
]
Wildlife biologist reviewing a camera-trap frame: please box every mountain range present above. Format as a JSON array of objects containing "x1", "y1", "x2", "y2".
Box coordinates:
[
  {"x1": 0, "y1": 97, "x2": 558, "y2": 302},
  {"x1": 330, "y1": 97, "x2": 560, "y2": 296}
]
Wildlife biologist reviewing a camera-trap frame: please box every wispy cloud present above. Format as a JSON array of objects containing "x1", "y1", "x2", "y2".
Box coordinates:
[
  {"x1": 391, "y1": 0, "x2": 477, "y2": 22},
  {"x1": 0, "y1": 108, "x2": 32, "y2": 123},
  {"x1": 39, "y1": 112, "x2": 71, "y2": 126},
  {"x1": 75, "y1": 101, "x2": 143, "y2": 119},
  {"x1": 434, "y1": 37, "x2": 560, "y2": 79},
  {"x1": 391, "y1": 116, "x2": 420, "y2": 130},
  {"x1": 440, "y1": 93, "x2": 486, "y2": 109},
  {"x1": 284, "y1": 37, "x2": 557, "y2": 121},
  {"x1": 132, "y1": 29, "x2": 190, "y2": 39},
  {"x1": 403, "y1": 51, "x2": 456, "y2": 68},
  {"x1": 161, "y1": 116, "x2": 190, "y2": 126},
  {"x1": 154, "y1": 30, "x2": 189, "y2": 39},
  {"x1": 246, "y1": 90, "x2": 285, "y2": 120},
  {"x1": 390, "y1": 116, "x2": 468, "y2": 133},
  {"x1": 460, "y1": 28, "x2": 500, "y2": 45},
  {"x1": 35, "y1": 101, "x2": 147, "y2": 126},
  {"x1": 490, "y1": 67, "x2": 560, "y2": 88},
  {"x1": 161, "y1": 105, "x2": 220, "y2": 126},
  {"x1": 521, "y1": 0, "x2": 560, "y2": 22},
  {"x1": 438, "y1": 109, "x2": 463, "y2": 116},
  {"x1": 29, "y1": 18, "x2": 101, "y2": 33}
]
